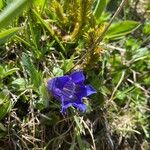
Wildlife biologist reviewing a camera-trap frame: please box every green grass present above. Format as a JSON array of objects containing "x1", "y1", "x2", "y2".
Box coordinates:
[{"x1": 0, "y1": 0, "x2": 149, "y2": 149}]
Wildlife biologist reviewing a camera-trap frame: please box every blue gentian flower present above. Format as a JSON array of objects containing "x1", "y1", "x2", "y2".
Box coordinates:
[{"x1": 47, "y1": 71, "x2": 96, "y2": 113}]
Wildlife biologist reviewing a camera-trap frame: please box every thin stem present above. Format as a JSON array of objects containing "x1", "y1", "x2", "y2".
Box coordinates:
[{"x1": 108, "y1": 70, "x2": 126, "y2": 102}]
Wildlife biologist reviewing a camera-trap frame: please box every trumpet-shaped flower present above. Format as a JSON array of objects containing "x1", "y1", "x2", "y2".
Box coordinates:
[{"x1": 47, "y1": 71, "x2": 96, "y2": 113}]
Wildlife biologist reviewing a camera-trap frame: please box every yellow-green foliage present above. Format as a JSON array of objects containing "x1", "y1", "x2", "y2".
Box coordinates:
[
  {"x1": 70, "y1": 0, "x2": 94, "y2": 40},
  {"x1": 51, "y1": 0, "x2": 68, "y2": 24}
]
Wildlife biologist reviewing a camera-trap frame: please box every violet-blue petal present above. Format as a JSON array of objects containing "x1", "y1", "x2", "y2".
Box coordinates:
[
  {"x1": 61, "y1": 95, "x2": 86, "y2": 113},
  {"x1": 55, "y1": 76, "x2": 70, "y2": 89},
  {"x1": 63, "y1": 79, "x2": 76, "y2": 93},
  {"x1": 61, "y1": 101, "x2": 86, "y2": 113},
  {"x1": 47, "y1": 76, "x2": 70, "y2": 100},
  {"x1": 61, "y1": 97, "x2": 73, "y2": 113},
  {"x1": 73, "y1": 103, "x2": 87, "y2": 112},
  {"x1": 47, "y1": 75, "x2": 69, "y2": 90},
  {"x1": 76, "y1": 85, "x2": 96, "y2": 98},
  {"x1": 47, "y1": 78, "x2": 55, "y2": 91},
  {"x1": 47, "y1": 78, "x2": 62, "y2": 99},
  {"x1": 70, "y1": 71, "x2": 85, "y2": 84},
  {"x1": 61, "y1": 103, "x2": 72, "y2": 113},
  {"x1": 61, "y1": 80, "x2": 77, "y2": 102},
  {"x1": 85, "y1": 85, "x2": 97, "y2": 96}
]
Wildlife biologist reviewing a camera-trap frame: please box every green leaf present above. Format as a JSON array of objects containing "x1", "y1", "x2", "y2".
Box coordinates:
[
  {"x1": 0, "y1": 0, "x2": 4, "y2": 10},
  {"x1": 63, "y1": 55, "x2": 75, "y2": 73},
  {"x1": 52, "y1": 67, "x2": 64, "y2": 77},
  {"x1": 0, "y1": 27, "x2": 21, "y2": 44},
  {"x1": 0, "y1": 0, "x2": 32, "y2": 29},
  {"x1": 132, "y1": 48, "x2": 149, "y2": 60},
  {"x1": 0, "y1": 65, "x2": 19, "y2": 79},
  {"x1": 93, "y1": 0, "x2": 106, "y2": 20},
  {"x1": 0, "y1": 122, "x2": 7, "y2": 138},
  {"x1": 11, "y1": 78, "x2": 26, "y2": 91},
  {"x1": 105, "y1": 21, "x2": 140, "y2": 40},
  {"x1": 33, "y1": 0, "x2": 45, "y2": 7},
  {"x1": 33, "y1": 0, "x2": 46, "y2": 13},
  {"x1": 76, "y1": 134, "x2": 85, "y2": 150},
  {"x1": 74, "y1": 116, "x2": 83, "y2": 132},
  {"x1": 0, "y1": 66, "x2": 4, "y2": 76},
  {"x1": 143, "y1": 22, "x2": 150, "y2": 35},
  {"x1": 0, "y1": 123, "x2": 6, "y2": 132},
  {"x1": 3, "y1": 68, "x2": 19, "y2": 78},
  {"x1": 35, "y1": 83, "x2": 49, "y2": 110},
  {"x1": 0, "y1": 90, "x2": 12, "y2": 120},
  {"x1": 22, "y1": 53, "x2": 42, "y2": 89},
  {"x1": 114, "y1": 87, "x2": 134, "y2": 105}
]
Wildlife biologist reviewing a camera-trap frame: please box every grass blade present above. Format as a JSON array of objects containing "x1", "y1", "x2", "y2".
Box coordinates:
[
  {"x1": 0, "y1": 27, "x2": 21, "y2": 44},
  {"x1": 33, "y1": 10, "x2": 66, "y2": 54},
  {"x1": 93, "y1": 0, "x2": 107, "y2": 20},
  {"x1": 0, "y1": 0, "x2": 31, "y2": 29}
]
